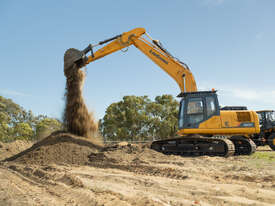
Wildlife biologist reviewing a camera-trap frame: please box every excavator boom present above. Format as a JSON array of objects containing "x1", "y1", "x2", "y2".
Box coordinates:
[{"x1": 64, "y1": 28, "x2": 197, "y2": 93}]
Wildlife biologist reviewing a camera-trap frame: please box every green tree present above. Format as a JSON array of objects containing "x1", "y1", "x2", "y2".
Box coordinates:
[
  {"x1": 0, "y1": 96, "x2": 35, "y2": 141},
  {"x1": 35, "y1": 117, "x2": 62, "y2": 140},
  {"x1": 14, "y1": 122, "x2": 34, "y2": 140},
  {"x1": 147, "y1": 95, "x2": 179, "y2": 140},
  {"x1": 0, "y1": 96, "x2": 63, "y2": 142},
  {"x1": 99, "y1": 96, "x2": 151, "y2": 141},
  {"x1": 99, "y1": 95, "x2": 179, "y2": 141}
]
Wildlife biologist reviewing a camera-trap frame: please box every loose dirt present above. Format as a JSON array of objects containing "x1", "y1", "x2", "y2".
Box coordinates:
[
  {"x1": 0, "y1": 140, "x2": 32, "y2": 161},
  {"x1": 4, "y1": 131, "x2": 102, "y2": 165},
  {"x1": 1, "y1": 132, "x2": 275, "y2": 206},
  {"x1": 63, "y1": 49, "x2": 98, "y2": 138}
]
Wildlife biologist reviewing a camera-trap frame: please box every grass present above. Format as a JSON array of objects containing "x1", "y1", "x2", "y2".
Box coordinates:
[
  {"x1": 244, "y1": 151, "x2": 275, "y2": 169},
  {"x1": 250, "y1": 151, "x2": 275, "y2": 161}
]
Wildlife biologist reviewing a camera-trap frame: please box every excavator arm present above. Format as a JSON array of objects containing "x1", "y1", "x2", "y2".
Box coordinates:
[{"x1": 64, "y1": 28, "x2": 197, "y2": 93}]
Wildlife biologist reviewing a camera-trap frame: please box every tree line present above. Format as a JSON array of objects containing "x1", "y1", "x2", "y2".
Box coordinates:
[
  {"x1": 99, "y1": 95, "x2": 179, "y2": 141},
  {"x1": 0, "y1": 94, "x2": 179, "y2": 142},
  {"x1": 0, "y1": 96, "x2": 62, "y2": 142}
]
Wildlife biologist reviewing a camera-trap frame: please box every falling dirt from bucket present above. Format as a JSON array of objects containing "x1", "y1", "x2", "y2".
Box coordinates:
[{"x1": 63, "y1": 49, "x2": 98, "y2": 139}]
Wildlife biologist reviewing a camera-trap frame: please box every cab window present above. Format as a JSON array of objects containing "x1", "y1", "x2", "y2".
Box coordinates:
[
  {"x1": 267, "y1": 112, "x2": 275, "y2": 121},
  {"x1": 258, "y1": 113, "x2": 263, "y2": 125},
  {"x1": 206, "y1": 96, "x2": 216, "y2": 117},
  {"x1": 178, "y1": 99, "x2": 185, "y2": 128},
  {"x1": 271, "y1": 112, "x2": 275, "y2": 121},
  {"x1": 186, "y1": 98, "x2": 204, "y2": 124}
]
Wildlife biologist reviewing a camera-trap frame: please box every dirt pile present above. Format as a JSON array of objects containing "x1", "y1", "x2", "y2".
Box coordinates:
[
  {"x1": 0, "y1": 140, "x2": 32, "y2": 161},
  {"x1": 63, "y1": 49, "x2": 98, "y2": 139},
  {"x1": 100, "y1": 142, "x2": 157, "y2": 164},
  {"x1": 4, "y1": 132, "x2": 103, "y2": 165},
  {"x1": 3, "y1": 133, "x2": 164, "y2": 169}
]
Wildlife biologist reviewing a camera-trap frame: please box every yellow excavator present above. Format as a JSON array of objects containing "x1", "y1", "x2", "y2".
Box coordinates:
[{"x1": 64, "y1": 28, "x2": 260, "y2": 157}]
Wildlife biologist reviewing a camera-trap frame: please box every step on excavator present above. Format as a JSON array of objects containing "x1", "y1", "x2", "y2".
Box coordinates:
[{"x1": 64, "y1": 28, "x2": 260, "y2": 157}]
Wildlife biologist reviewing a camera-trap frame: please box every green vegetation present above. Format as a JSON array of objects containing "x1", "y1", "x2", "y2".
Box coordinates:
[
  {"x1": 250, "y1": 152, "x2": 275, "y2": 162},
  {"x1": 99, "y1": 95, "x2": 179, "y2": 141},
  {"x1": 0, "y1": 96, "x2": 62, "y2": 142},
  {"x1": 243, "y1": 151, "x2": 275, "y2": 169}
]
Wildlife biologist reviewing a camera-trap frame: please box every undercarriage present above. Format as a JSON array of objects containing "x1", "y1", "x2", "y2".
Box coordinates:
[{"x1": 151, "y1": 135, "x2": 256, "y2": 157}]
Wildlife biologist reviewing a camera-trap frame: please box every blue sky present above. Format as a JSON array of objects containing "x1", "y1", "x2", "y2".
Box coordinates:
[{"x1": 1, "y1": 0, "x2": 274, "y2": 120}]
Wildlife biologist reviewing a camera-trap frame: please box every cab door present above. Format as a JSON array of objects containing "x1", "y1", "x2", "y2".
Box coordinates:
[
  {"x1": 185, "y1": 97, "x2": 205, "y2": 128},
  {"x1": 203, "y1": 95, "x2": 221, "y2": 129}
]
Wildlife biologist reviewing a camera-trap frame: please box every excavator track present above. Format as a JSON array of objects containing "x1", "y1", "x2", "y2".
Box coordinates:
[
  {"x1": 229, "y1": 136, "x2": 256, "y2": 155},
  {"x1": 151, "y1": 136, "x2": 235, "y2": 157}
]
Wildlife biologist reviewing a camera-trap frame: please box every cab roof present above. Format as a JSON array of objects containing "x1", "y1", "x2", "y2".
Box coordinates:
[{"x1": 256, "y1": 110, "x2": 274, "y2": 113}]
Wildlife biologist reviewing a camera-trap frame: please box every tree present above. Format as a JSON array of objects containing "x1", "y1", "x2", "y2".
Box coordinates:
[
  {"x1": 0, "y1": 96, "x2": 63, "y2": 142},
  {"x1": 35, "y1": 117, "x2": 62, "y2": 140},
  {"x1": 147, "y1": 95, "x2": 179, "y2": 140},
  {"x1": 99, "y1": 95, "x2": 179, "y2": 141},
  {"x1": 0, "y1": 96, "x2": 34, "y2": 141},
  {"x1": 14, "y1": 122, "x2": 34, "y2": 140},
  {"x1": 99, "y1": 96, "x2": 150, "y2": 141}
]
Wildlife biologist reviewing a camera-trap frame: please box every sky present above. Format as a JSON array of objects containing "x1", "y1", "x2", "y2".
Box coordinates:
[{"x1": 0, "y1": 0, "x2": 275, "y2": 120}]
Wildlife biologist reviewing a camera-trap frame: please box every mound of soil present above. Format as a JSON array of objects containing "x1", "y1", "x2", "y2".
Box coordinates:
[
  {"x1": 4, "y1": 132, "x2": 103, "y2": 165},
  {"x1": 0, "y1": 140, "x2": 32, "y2": 161},
  {"x1": 101, "y1": 143, "x2": 155, "y2": 164},
  {"x1": 2, "y1": 131, "x2": 156, "y2": 167}
]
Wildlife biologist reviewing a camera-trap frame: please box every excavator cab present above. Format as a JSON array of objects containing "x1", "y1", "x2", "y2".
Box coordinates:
[
  {"x1": 178, "y1": 91, "x2": 219, "y2": 130},
  {"x1": 252, "y1": 110, "x2": 275, "y2": 150},
  {"x1": 257, "y1": 110, "x2": 275, "y2": 130}
]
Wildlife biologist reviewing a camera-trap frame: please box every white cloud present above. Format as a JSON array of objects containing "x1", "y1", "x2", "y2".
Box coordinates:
[
  {"x1": 199, "y1": 83, "x2": 275, "y2": 110},
  {"x1": 222, "y1": 88, "x2": 275, "y2": 103},
  {"x1": 226, "y1": 88, "x2": 260, "y2": 101},
  {"x1": 0, "y1": 89, "x2": 30, "y2": 97}
]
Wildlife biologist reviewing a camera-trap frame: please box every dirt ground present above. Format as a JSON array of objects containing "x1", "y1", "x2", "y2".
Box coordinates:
[{"x1": 0, "y1": 133, "x2": 274, "y2": 206}]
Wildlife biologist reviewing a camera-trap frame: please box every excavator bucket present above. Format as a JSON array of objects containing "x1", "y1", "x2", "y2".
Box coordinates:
[{"x1": 64, "y1": 48, "x2": 88, "y2": 76}]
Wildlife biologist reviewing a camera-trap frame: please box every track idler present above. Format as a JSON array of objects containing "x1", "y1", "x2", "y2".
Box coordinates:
[{"x1": 229, "y1": 136, "x2": 256, "y2": 155}]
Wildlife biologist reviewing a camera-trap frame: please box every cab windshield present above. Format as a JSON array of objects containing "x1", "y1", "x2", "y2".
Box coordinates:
[
  {"x1": 266, "y1": 111, "x2": 275, "y2": 121},
  {"x1": 258, "y1": 113, "x2": 263, "y2": 125}
]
